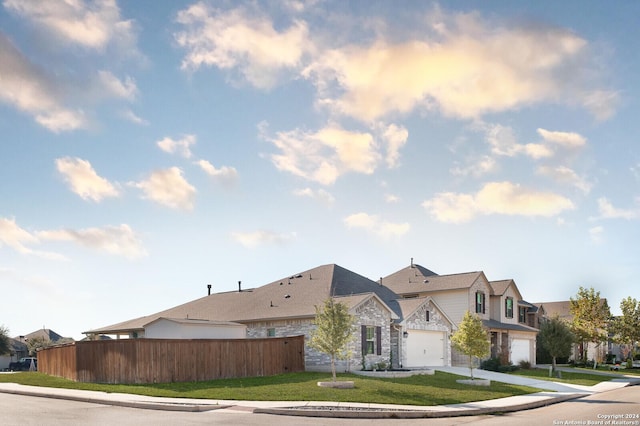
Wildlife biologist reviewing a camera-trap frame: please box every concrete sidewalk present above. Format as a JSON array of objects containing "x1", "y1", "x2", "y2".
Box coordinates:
[{"x1": 0, "y1": 368, "x2": 638, "y2": 419}]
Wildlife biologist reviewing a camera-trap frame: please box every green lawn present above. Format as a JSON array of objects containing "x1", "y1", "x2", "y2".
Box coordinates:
[
  {"x1": 0, "y1": 371, "x2": 539, "y2": 406},
  {"x1": 508, "y1": 368, "x2": 617, "y2": 386}
]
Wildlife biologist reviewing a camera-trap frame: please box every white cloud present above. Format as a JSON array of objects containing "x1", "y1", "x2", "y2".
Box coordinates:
[
  {"x1": 304, "y1": 12, "x2": 611, "y2": 121},
  {"x1": 265, "y1": 124, "x2": 380, "y2": 185},
  {"x1": 0, "y1": 34, "x2": 86, "y2": 132},
  {"x1": 380, "y1": 123, "x2": 408, "y2": 168},
  {"x1": 451, "y1": 155, "x2": 497, "y2": 178},
  {"x1": 597, "y1": 198, "x2": 639, "y2": 220},
  {"x1": 582, "y1": 90, "x2": 618, "y2": 121},
  {"x1": 537, "y1": 128, "x2": 586, "y2": 148},
  {"x1": 195, "y1": 159, "x2": 239, "y2": 186},
  {"x1": 121, "y1": 109, "x2": 149, "y2": 125},
  {"x1": 97, "y1": 71, "x2": 137, "y2": 100},
  {"x1": 175, "y1": 2, "x2": 310, "y2": 89},
  {"x1": 344, "y1": 212, "x2": 410, "y2": 238},
  {"x1": 422, "y1": 181, "x2": 575, "y2": 223},
  {"x1": 385, "y1": 194, "x2": 400, "y2": 203},
  {"x1": 484, "y1": 124, "x2": 553, "y2": 159},
  {"x1": 0, "y1": 217, "x2": 144, "y2": 260},
  {"x1": 293, "y1": 187, "x2": 335, "y2": 205},
  {"x1": 55, "y1": 157, "x2": 119, "y2": 202},
  {"x1": 0, "y1": 217, "x2": 66, "y2": 260},
  {"x1": 37, "y1": 224, "x2": 146, "y2": 259},
  {"x1": 157, "y1": 135, "x2": 196, "y2": 158},
  {"x1": 231, "y1": 230, "x2": 296, "y2": 248},
  {"x1": 589, "y1": 226, "x2": 604, "y2": 244},
  {"x1": 537, "y1": 165, "x2": 592, "y2": 194},
  {"x1": 4, "y1": 0, "x2": 137, "y2": 51},
  {"x1": 131, "y1": 167, "x2": 196, "y2": 210}
]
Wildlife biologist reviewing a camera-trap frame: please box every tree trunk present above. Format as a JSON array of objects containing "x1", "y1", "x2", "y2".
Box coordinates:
[
  {"x1": 331, "y1": 354, "x2": 336, "y2": 382},
  {"x1": 552, "y1": 356, "x2": 556, "y2": 376},
  {"x1": 469, "y1": 354, "x2": 474, "y2": 380}
]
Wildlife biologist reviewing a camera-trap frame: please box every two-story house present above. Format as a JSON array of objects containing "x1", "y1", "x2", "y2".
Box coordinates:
[{"x1": 382, "y1": 262, "x2": 538, "y2": 366}]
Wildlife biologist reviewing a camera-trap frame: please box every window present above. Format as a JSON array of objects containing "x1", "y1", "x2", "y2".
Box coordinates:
[
  {"x1": 518, "y1": 306, "x2": 527, "y2": 323},
  {"x1": 505, "y1": 297, "x2": 514, "y2": 318},
  {"x1": 267, "y1": 328, "x2": 276, "y2": 337},
  {"x1": 475, "y1": 292, "x2": 486, "y2": 314},
  {"x1": 425, "y1": 310, "x2": 430, "y2": 322},
  {"x1": 361, "y1": 325, "x2": 382, "y2": 356}
]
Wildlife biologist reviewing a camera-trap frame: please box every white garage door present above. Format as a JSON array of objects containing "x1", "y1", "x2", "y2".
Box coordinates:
[
  {"x1": 405, "y1": 330, "x2": 445, "y2": 367},
  {"x1": 511, "y1": 339, "x2": 530, "y2": 364}
]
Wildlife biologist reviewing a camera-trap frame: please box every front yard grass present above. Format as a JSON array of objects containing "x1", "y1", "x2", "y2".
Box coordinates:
[
  {"x1": 0, "y1": 371, "x2": 539, "y2": 406},
  {"x1": 508, "y1": 368, "x2": 618, "y2": 386}
]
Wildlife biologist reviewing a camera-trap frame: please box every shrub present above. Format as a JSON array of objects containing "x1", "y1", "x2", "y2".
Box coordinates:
[
  {"x1": 518, "y1": 360, "x2": 532, "y2": 370},
  {"x1": 480, "y1": 357, "x2": 501, "y2": 372},
  {"x1": 480, "y1": 357, "x2": 519, "y2": 372}
]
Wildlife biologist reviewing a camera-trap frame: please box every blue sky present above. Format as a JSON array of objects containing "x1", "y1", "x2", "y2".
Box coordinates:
[{"x1": 1, "y1": 1, "x2": 638, "y2": 340}]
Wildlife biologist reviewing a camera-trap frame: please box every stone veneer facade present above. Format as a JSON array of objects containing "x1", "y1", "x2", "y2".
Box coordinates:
[
  {"x1": 245, "y1": 297, "x2": 394, "y2": 372},
  {"x1": 401, "y1": 300, "x2": 452, "y2": 367}
]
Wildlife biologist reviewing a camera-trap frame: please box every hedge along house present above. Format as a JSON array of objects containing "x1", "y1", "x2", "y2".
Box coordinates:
[{"x1": 85, "y1": 264, "x2": 454, "y2": 372}]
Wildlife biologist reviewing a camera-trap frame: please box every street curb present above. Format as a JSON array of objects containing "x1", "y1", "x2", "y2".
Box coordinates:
[
  {"x1": 254, "y1": 394, "x2": 586, "y2": 419},
  {"x1": 0, "y1": 387, "x2": 228, "y2": 412}
]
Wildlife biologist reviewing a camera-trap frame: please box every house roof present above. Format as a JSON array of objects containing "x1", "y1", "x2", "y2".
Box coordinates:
[
  {"x1": 86, "y1": 264, "x2": 403, "y2": 335},
  {"x1": 489, "y1": 279, "x2": 512, "y2": 296},
  {"x1": 482, "y1": 319, "x2": 538, "y2": 333},
  {"x1": 534, "y1": 301, "x2": 572, "y2": 319},
  {"x1": 144, "y1": 318, "x2": 247, "y2": 327},
  {"x1": 382, "y1": 265, "x2": 485, "y2": 295},
  {"x1": 21, "y1": 328, "x2": 65, "y2": 342}
]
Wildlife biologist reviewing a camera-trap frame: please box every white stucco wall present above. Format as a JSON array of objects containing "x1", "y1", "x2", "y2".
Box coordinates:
[{"x1": 144, "y1": 320, "x2": 246, "y2": 339}]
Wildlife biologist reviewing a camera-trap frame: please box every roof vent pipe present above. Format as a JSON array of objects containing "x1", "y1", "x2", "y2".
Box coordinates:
[
  {"x1": 379, "y1": 277, "x2": 383, "y2": 286},
  {"x1": 238, "y1": 281, "x2": 242, "y2": 292},
  {"x1": 207, "y1": 284, "x2": 212, "y2": 295},
  {"x1": 410, "y1": 257, "x2": 414, "y2": 268}
]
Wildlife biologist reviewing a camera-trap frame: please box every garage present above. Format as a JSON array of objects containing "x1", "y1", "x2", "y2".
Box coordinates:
[
  {"x1": 405, "y1": 330, "x2": 446, "y2": 367},
  {"x1": 511, "y1": 339, "x2": 531, "y2": 364}
]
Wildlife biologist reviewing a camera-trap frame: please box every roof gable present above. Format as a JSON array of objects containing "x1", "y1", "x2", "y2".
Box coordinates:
[
  {"x1": 396, "y1": 296, "x2": 455, "y2": 328},
  {"x1": 489, "y1": 279, "x2": 523, "y2": 299}
]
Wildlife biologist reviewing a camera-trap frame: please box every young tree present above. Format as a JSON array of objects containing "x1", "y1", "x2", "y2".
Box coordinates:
[
  {"x1": 451, "y1": 311, "x2": 490, "y2": 380},
  {"x1": 0, "y1": 325, "x2": 10, "y2": 356},
  {"x1": 538, "y1": 316, "x2": 574, "y2": 375},
  {"x1": 308, "y1": 298, "x2": 356, "y2": 382},
  {"x1": 611, "y1": 297, "x2": 640, "y2": 361},
  {"x1": 569, "y1": 286, "x2": 611, "y2": 363}
]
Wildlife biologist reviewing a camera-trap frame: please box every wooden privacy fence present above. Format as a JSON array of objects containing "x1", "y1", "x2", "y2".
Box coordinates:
[{"x1": 38, "y1": 336, "x2": 305, "y2": 384}]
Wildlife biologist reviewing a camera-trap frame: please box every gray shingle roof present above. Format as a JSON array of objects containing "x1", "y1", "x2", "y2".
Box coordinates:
[
  {"x1": 489, "y1": 279, "x2": 512, "y2": 296},
  {"x1": 86, "y1": 264, "x2": 402, "y2": 335},
  {"x1": 482, "y1": 319, "x2": 538, "y2": 333},
  {"x1": 382, "y1": 265, "x2": 484, "y2": 295}
]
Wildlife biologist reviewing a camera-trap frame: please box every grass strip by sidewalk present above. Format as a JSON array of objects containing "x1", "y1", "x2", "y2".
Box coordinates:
[
  {"x1": 0, "y1": 371, "x2": 539, "y2": 406},
  {"x1": 508, "y1": 368, "x2": 616, "y2": 386}
]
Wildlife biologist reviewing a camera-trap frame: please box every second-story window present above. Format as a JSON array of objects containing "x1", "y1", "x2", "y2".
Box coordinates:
[
  {"x1": 518, "y1": 306, "x2": 527, "y2": 323},
  {"x1": 475, "y1": 292, "x2": 485, "y2": 314},
  {"x1": 505, "y1": 297, "x2": 514, "y2": 318}
]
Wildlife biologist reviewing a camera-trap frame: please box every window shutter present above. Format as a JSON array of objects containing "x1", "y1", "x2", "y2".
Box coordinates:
[
  {"x1": 361, "y1": 325, "x2": 367, "y2": 356},
  {"x1": 376, "y1": 326, "x2": 382, "y2": 355}
]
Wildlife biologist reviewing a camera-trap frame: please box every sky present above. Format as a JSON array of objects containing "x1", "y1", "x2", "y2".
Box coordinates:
[{"x1": 1, "y1": 1, "x2": 639, "y2": 340}]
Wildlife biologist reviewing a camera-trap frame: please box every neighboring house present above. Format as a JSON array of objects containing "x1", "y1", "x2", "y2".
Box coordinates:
[
  {"x1": 534, "y1": 300, "x2": 609, "y2": 363},
  {"x1": 0, "y1": 338, "x2": 28, "y2": 370},
  {"x1": 87, "y1": 261, "x2": 535, "y2": 371},
  {"x1": 381, "y1": 263, "x2": 538, "y2": 366}
]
